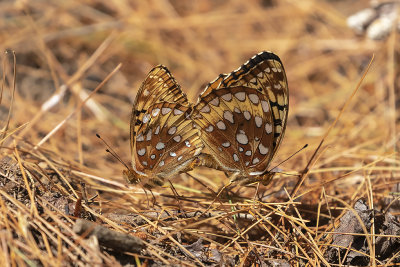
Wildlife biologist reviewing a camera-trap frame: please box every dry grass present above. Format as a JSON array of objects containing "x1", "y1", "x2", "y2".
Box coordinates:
[{"x1": 0, "y1": 0, "x2": 399, "y2": 266}]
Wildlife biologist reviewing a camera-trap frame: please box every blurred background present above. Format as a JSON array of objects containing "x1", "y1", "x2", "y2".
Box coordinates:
[{"x1": 0, "y1": 0, "x2": 398, "y2": 199}]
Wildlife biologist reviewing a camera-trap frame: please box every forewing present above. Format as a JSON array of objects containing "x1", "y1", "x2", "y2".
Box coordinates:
[
  {"x1": 198, "y1": 51, "x2": 289, "y2": 155},
  {"x1": 133, "y1": 102, "x2": 203, "y2": 185},
  {"x1": 130, "y1": 65, "x2": 189, "y2": 154}
]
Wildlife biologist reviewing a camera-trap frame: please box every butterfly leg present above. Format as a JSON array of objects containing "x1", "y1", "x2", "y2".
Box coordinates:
[
  {"x1": 175, "y1": 153, "x2": 227, "y2": 174},
  {"x1": 233, "y1": 172, "x2": 275, "y2": 186},
  {"x1": 191, "y1": 153, "x2": 240, "y2": 180},
  {"x1": 194, "y1": 153, "x2": 227, "y2": 171}
]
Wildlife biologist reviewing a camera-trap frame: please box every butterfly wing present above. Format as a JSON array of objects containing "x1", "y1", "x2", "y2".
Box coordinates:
[
  {"x1": 194, "y1": 51, "x2": 289, "y2": 175},
  {"x1": 219, "y1": 52, "x2": 289, "y2": 156},
  {"x1": 128, "y1": 65, "x2": 203, "y2": 187},
  {"x1": 133, "y1": 102, "x2": 203, "y2": 187},
  {"x1": 130, "y1": 65, "x2": 190, "y2": 153},
  {"x1": 194, "y1": 86, "x2": 276, "y2": 175}
]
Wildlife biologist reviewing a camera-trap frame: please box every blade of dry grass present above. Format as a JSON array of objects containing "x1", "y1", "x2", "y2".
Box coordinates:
[{"x1": 34, "y1": 63, "x2": 121, "y2": 149}]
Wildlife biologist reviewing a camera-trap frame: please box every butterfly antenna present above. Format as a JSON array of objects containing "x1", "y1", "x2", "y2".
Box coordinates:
[
  {"x1": 269, "y1": 144, "x2": 308, "y2": 172},
  {"x1": 96, "y1": 133, "x2": 130, "y2": 170}
]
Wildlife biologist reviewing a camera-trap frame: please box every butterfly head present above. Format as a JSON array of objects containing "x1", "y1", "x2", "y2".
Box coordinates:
[
  {"x1": 123, "y1": 167, "x2": 166, "y2": 189},
  {"x1": 255, "y1": 171, "x2": 276, "y2": 186},
  {"x1": 123, "y1": 168, "x2": 141, "y2": 184}
]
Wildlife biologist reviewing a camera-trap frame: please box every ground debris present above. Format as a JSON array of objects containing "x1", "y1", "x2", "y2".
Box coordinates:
[
  {"x1": 73, "y1": 219, "x2": 145, "y2": 253},
  {"x1": 325, "y1": 199, "x2": 400, "y2": 265},
  {"x1": 180, "y1": 239, "x2": 235, "y2": 266}
]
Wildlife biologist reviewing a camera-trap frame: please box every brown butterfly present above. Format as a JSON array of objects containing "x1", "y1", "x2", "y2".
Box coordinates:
[
  {"x1": 123, "y1": 66, "x2": 203, "y2": 189},
  {"x1": 192, "y1": 51, "x2": 289, "y2": 185}
]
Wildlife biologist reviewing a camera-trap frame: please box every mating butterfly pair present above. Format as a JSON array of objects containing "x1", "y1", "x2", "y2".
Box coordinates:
[{"x1": 123, "y1": 52, "x2": 289, "y2": 189}]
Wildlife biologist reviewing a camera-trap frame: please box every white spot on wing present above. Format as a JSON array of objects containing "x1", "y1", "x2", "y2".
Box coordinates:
[
  {"x1": 265, "y1": 123, "x2": 272, "y2": 134},
  {"x1": 152, "y1": 108, "x2": 160, "y2": 117},
  {"x1": 200, "y1": 105, "x2": 211, "y2": 113},
  {"x1": 154, "y1": 125, "x2": 160, "y2": 135},
  {"x1": 243, "y1": 111, "x2": 251, "y2": 120},
  {"x1": 221, "y1": 93, "x2": 232, "y2": 101},
  {"x1": 162, "y1": 107, "x2": 171, "y2": 115},
  {"x1": 170, "y1": 152, "x2": 176, "y2": 157},
  {"x1": 236, "y1": 133, "x2": 249, "y2": 145},
  {"x1": 173, "y1": 135, "x2": 182, "y2": 142},
  {"x1": 222, "y1": 141, "x2": 230, "y2": 148},
  {"x1": 216, "y1": 121, "x2": 226, "y2": 130},
  {"x1": 136, "y1": 133, "x2": 144, "y2": 142},
  {"x1": 223, "y1": 110, "x2": 234, "y2": 124},
  {"x1": 261, "y1": 100, "x2": 270, "y2": 113},
  {"x1": 159, "y1": 160, "x2": 165, "y2": 167},
  {"x1": 233, "y1": 153, "x2": 239, "y2": 162},
  {"x1": 194, "y1": 148, "x2": 202, "y2": 156},
  {"x1": 137, "y1": 148, "x2": 146, "y2": 156},
  {"x1": 255, "y1": 116, "x2": 262, "y2": 127},
  {"x1": 168, "y1": 126, "x2": 177, "y2": 135},
  {"x1": 258, "y1": 143, "x2": 269, "y2": 155},
  {"x1": 252, "y1": 158, "x2": 260, "y2": 164},
  {"x1": 185, "y1": 140, "x2": 191, "y2": 147},
  {"x1": 174, "y1": 109, "x2": 184, "y2": 115},
  {"x1": 150, "y1": 154, "x2": 156, "y2": 159},
  {"x1": 205, "y1": 125, "x2": 214, "y2": 132},
  {"x1": 156, "y1": 142, "x2": 165, "y2": 150},
  {"x1": 143, "y1": 114, "x2": 151, "y2": 123},
  {"x1": 248, "y1": 94, "x2": 259, "y2": 104},
  {"x1": 146, "y1": 129, "x2": 152, "y2": 141},
  {"x1": 210, "y1": 97, "x2": 220, "y2": 106},
  {"x1": 235, "y1": 92, "x2": 246, "y2": 101},
  {"x1": 234, "y1": 107, "x2": 241, "y2": 113}
]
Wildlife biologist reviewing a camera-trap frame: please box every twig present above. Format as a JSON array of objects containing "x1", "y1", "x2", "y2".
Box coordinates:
[{"x1": 73, "y1": 219, "x2": 145, "y2": 253}]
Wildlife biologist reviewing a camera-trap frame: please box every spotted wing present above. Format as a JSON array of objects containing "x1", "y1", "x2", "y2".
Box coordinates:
[
  {"x1": 194, "y1": 52, "x2": 289, "y2": 175},
  {"x1": 130, "y1": 65, "x2": 189, "y2": 153},
  {"x1": 133, "y1": 102, "x2": 203, "y2": 187},
  {"x1": 200, "y1": 51, "x2": 289, "y2": 154},
  {"x1": 194, "y1": 86, "x2": 277, "y2": 174}
]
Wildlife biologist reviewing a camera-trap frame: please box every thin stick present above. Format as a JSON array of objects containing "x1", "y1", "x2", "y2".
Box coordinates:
[
  {"x1": 0, "y1": 51, "x2": 16, "y2": 146},
  {"x1": 290, "y1": 55, "x2": 375, "y2": 199},
  {"x1": 34, "y1": 64, "x2": 122, "y2": 149},
  {"x1": 16, "y1": 32, "x2": 117, "y2": 141}
]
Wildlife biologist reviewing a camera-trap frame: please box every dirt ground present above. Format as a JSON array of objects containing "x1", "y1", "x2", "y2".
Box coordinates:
[{"x1": 0, "y1": 1, "x2": 399, "y2": 266}]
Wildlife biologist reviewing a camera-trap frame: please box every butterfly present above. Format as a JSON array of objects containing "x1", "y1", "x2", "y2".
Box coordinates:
[
  {"x1": 123, "y1": 65, "x2": 203, "y2": 189},
  {"x1": 192, "y1": 51, "x2": 289, "y2": 185}
]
